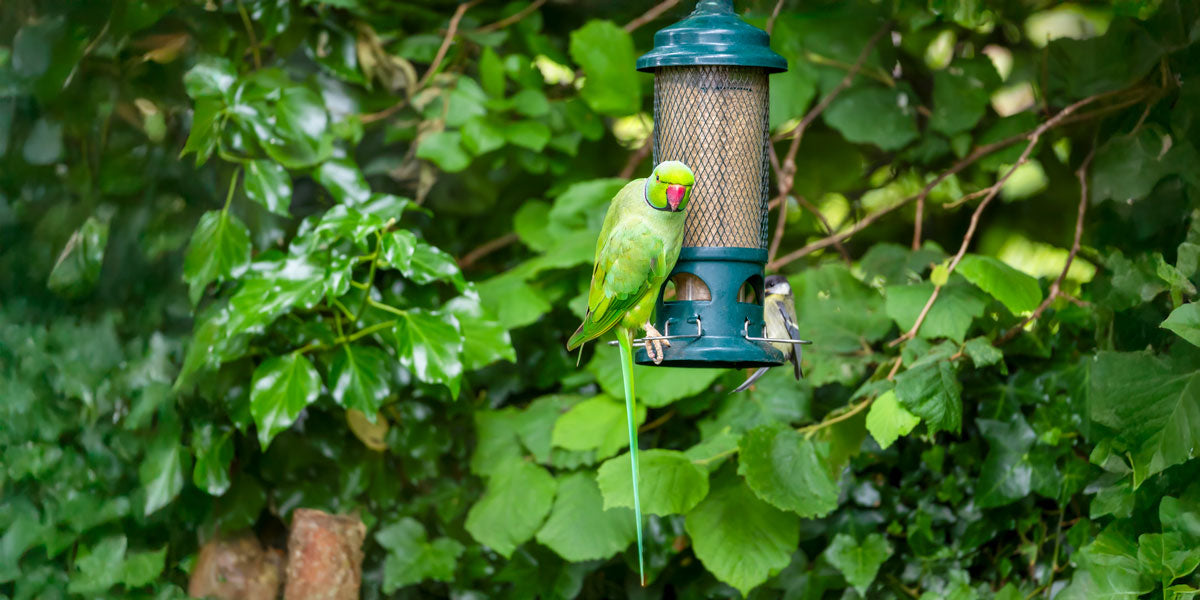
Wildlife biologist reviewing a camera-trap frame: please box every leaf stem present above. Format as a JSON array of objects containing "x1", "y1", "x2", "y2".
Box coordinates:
[
  {"x1": 355, "y1": 232, "x2": 382, "y2": 321},
  {"x1": 367, "y1": 297, "x2": 408, "y2": 318},
  {"x1": 342, "y1": 320, "x2": 397, "y2": 344},
  {"x1": 223, "y1": 167, "x2": 241, "y2": 214},
  {"x1": 332, "y1": 298, "x2": 357, "y2": 323},
  {"x1": 798, "y1": 397, "x2": 875, "y2": 438},
  {"x1": 235, "y1": 0, "x2": 261, "y2": 69}
]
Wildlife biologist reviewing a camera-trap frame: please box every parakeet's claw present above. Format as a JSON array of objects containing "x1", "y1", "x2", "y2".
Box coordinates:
[{"x1": 643, "y1": 323, "x2": 669, "y2": 364}]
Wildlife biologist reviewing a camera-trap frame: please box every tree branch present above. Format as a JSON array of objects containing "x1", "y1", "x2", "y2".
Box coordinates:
[
  {"x1": 416, "y1": 0, "x2": 482, "y2": 90},
  {"x1": 618, "y1": 141, "x2": 653, "y2": 180},
  {"x1": 766, "y1": 0, "x2": 787, "y2": 35},
  {"x1": 474, "y1": 0, "x2": 547, "y2": 34},
  {"x1": 998, "y1": 147, "x2": 1095, "y2": 344},
  {"x1": 458, "y1": 232, "x2": 519, "y2": 270},
  {"x1": 624, "y1": 0, "x2": 681, "y2": 33},
  {"x1": 889, "y1": 91, "x2": 1115, "y2": 347}
]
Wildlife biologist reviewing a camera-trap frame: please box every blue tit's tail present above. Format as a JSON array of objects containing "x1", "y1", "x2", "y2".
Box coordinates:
[
  {"x1": 616, "y1": 327, "x2": 645, "y2": 586},
  {"x1": 731, "y1": 366, "x2": 770, "y2": 393}
]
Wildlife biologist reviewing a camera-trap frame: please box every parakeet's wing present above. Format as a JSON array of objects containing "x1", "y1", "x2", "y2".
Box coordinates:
[
  {"x1": 567, "y1": 181, "x2": 667, "y2": 349},
  {"x1": 777, "y1": 303, "x2": 804, "y2": 380}
]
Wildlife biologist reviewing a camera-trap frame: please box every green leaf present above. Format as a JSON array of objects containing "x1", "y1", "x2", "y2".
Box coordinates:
[
  {"x1": 262, "y1": 86, "x2": 333, "y2": 169},
  {"x1": 1091, "y1": 128, "x2": 1190, "y2": 203},
  {"x1": 1047, "y1": 19, "x2": 1163, "y2": 101},
  {"x1": 23, "y1": 116, "x2": 63, "y2": 165},
  {"x1": 886, "y1": 282, "x2": 987, "y2": 343},
  {"x1": 249, "y1": 353, "x2": 322, "y2": 449},
  {"x1": 963, "y1": 336, "x2": 1004, "y2": 368},
  {"x1": 328, "y1": 344, "x2": 391, "y2": 417},
  {"x1": 140, "y1": 424, "x2": 190, "y2": 516},
  {"x1": 511, "y1": 89, "x2": 550, "y2": 117},
  {"x1": 1138, "y1": 533, "x2": 1200, "y2": 584},
  {"x1": 535, "y1": 472, "x2": 635, "y2": 562},
  {"x1": 391, "y1": 309, "x2": 464, "y2": 397},
  {"x1": 470, "y1": 408, "x2": 523, "y2": 476},
  {"x1": 184, "y1": 55, "x2": 236, "y2": 98},
  {"x1": 182, "y1": 97, "x2": 221, "y2": 165},
  {"x1": 595, "y1": 449, "x2": 709, "y2": 516},
  {"x1": 314, "y1": 204, "x2": 385, "y2": 244},
  {"x1": 445, "y1": 291, "x2": 516, "y2": 370},
  {"x1": 1090, "y1": 351, "x2": 1200, "y2": 488},
  {"x1": 1161, "y1": 491, "x2": 1200, "y2": 544},
  {"x1": 381, "y1": 230, "x2": 417, "y2": 269},
  {"x1": 737, "y1": 423, "x2": 839, "y2": 517},
  {"x1": 1162, "y1": 303, "x2": 1200, "y2": 347},
  {"x1": 929, "y1": 58, "x2": 999, "y2": 135},
  {"x1": 225, "y1": 257, "x2": 327, "y2": 337},
  {"x1": 824, "y1": 533, "x2": 893, "y2": 595},
  {"x1": 461, "y1": 116, "x2": 506, "y2": 155},
  {"x1": 47, "y1": 216, "x2": 109, "y2": 298},
  {"x1": 377, "y1": 517, "x2": 465, "y2": 592},
  {"x1": 405, "y1": 241, "x2": 466, "y2": 289},
  {"x1": 68, "y1": 536, "x2": 126, "y2": 595},
  {"x1": 569, "y1": 20, "x2": 640, "y2": 116},
  {"x1": 894, "y1": 359, "x2": 963, "y2": 435},
  {"x1": 479, "y1": 46, "x2": 505, "y2": 97},
  {"x1": 183, "y1": 210, "x2": 251, "y2": 305},
  {"x1": 242, "y1": 160, "x2": 291, "y2": 216},
  {"x1": 956, "y1": 254, "x2": 1043, "y2": 314},
  {"x1": 478, "y1": 273, "x2": 553, "y2": 330},
  {"x1": 465, "y1": 458, "x2": 557, "y2": 558},
  {"x1": 865, "y1": 390, "x2": 921, "y2": 449},
  {"x1": 191, "y1": 423, "x2": 233, "y2": 496},
  {"x1": 823, "y1": 85, "x2": 919, "y2": 151},
  {"x1": 120, "y1": 547, "x2": 167, "y2": 588},
  {"x1": 587, "y1": 342, "x2": 724, "y2": 408},
  {"x1": 417, "y1": 131, "x2": 471, "y2": 172},
  {"x1": 792, "y1": 264, "x2": 892, "y2": 352},
  {"x1": 504, "y1": 120, "x2": 551, "y2": 152},
  {"x1": 550, "y1": 396, "x2": 646, "y2": 459},
  {"x1": 314, "y1": 158, "x2": 370, "y2": 205},
  {"x1": 684, "y1": 473, "x2": 799, "y2": 596},
  {"x1": 976, "y1": 414, "x2": 1037, "y2": 508}
]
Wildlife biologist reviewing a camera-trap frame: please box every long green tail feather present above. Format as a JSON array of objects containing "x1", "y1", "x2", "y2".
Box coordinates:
[{"x1": 616, "y1": 327, "x2": 645, "y2": 586}]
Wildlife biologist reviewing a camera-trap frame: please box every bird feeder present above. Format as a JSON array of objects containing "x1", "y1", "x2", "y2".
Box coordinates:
[{"x1": 633, "y1": 0, "x2": 789, "y2": 367}]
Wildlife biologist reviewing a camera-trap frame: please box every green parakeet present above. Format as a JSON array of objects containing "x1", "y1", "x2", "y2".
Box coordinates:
[{"x1": 566, "y1": 160, "x2": 694, "y2": 585}]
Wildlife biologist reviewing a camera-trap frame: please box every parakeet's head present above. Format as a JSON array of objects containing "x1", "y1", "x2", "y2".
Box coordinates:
[
  {"x1": 765, "y1": 275, "x2": 792, "y2": 297},
  {"x1": 644, "y1": 161, "x2": 695, "y2": 213}
]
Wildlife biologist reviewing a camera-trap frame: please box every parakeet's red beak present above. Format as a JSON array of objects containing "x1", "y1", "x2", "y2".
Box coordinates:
[{"x1": 666, "y1": 184, "x2": 685, "y2": 211}]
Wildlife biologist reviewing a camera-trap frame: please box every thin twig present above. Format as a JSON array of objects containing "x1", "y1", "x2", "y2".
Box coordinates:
[
  {"x1": 474, "y1": 0, "x2": 547, "y2": 33},
  {"x1": 638, "y1": 410, "x2": 676, "y2": 434},
  {"x1": 889, "y1": 91, "x2": 1115, "y2": 347},
  {"x1": 624, "y1": 0, "x2": 681, "y2": 33},
  {"x1": 998, "y1": 147, "x2": 1095, "y2": 344},
  {"x1": 458, "y1": 232, "x2": 519, "y2": 269},
  {"x1": 768, "y1": 192, "x2": 789, "y2": 264},
  {"x1": 798, "y1": 396, "x2": 874, "y2": 437},
  {"x1": 236, "y1": 0, "x2": 261, "y2": 69},
  {"x1": 619, "y1": 141, "x2": 654, "y2": 180},
  {"x1": 766, "y1": 0, "x2": 786, "y2": 35},
  {"x1": 416, "y1": 0, "x2": 482, "y2": 90}
]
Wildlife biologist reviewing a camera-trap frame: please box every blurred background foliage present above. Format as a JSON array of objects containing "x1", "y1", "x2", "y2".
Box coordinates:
[{"x1": 2, "y1": 0, "x2": 1200, "y2": 598}]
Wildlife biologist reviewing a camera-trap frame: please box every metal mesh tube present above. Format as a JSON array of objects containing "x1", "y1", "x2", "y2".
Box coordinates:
[{"x1": 653, "y1": 65, "x2": 770, "y2": 249}]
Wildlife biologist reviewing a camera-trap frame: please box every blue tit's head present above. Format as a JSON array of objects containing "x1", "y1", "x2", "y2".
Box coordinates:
[{"x1": 765, "y1": 275, "x2": 791, "y2": 297}]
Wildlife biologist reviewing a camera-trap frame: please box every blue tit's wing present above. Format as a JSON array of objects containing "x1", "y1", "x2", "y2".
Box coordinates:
[
  {"x1": 776, "y1": 302, "x2": 803, "y2": 380},
  {"x1": 731, "y1": 367, "x2": 769, "y2": 393}
]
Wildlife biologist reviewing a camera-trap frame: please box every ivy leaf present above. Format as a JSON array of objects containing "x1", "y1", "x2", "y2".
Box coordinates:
[
  {"x1": 461, "y1": 116, "x2": 506, "y2": 155},
  {"x1": 865, "y1": 390, "x2": 921, "y2": 449},
  {"x1": 183, "y1": 55, "x2": 236, "y2": 99},
  {"x1": 191, "y1": 422, "x2": 233, "y2": 496},
  {"x1": 569, "y1": 20, "x2": 639, "y2": 116},
  {"x1": 120, "y1": 547, "x2": 167, "y2": 588},
  {"x1": 417, "y1": 131, "x2": 471, "y2": 172},
  {"x1": 823, "y1": 85, "x2": 919, "y2": 151},
  {"x1": 390, "y1": 309, "x2": 464, "y2": 398},
  {"x1": 479, "y1": 46, "x2": 505, "y2": 97},
  {"x1": 1090, "y1": 351, "x2": 1200, "y2": 488},
  {"x1": 381, "y1": 230, "x2": 417, "y2": 270},
  {"x1": 377, "y1": 517, "x2": 465, "y2": 592},
  {"x1": 140, "y1": 423, "x2": 190, "y2": 516},
  {"x1": 976, "y1": 414, "x2": 1037, "y2": 508},
  {"x1": 465, "y1": 458, "x2": 557, "y2": 558},
  {"x1": 47, "y1": 216, "x2": 109, "y2": 299},
  {"x1": 535, "y1": 472, "x2": 635, "y2": 562},
  {"x1": 824, "y1": 533, "x2": 893, "y2": 595},
  {"x1": 263, "y1": 86, "x2": 333, "y2": 169},
  {"x1": 1091, "y1": 127, "x2": 1189, "y2": 203},
  {"x1": 956, "y1": 254, "x2": 1043, "y2": 314},
  {"x1": 684, "y1": 472, "x2": 799, "y2": 596},
  {"x1": 249, "y1": 353, "x2": 322, "y2": 449},
  {"x1": 314, "y1": 158, "x2": 371, "y2": 205},
  {"x1": 243, "y1": 160, "x2": 292, "y2": 216},
  {"x1": 550, "y1": 396, "x2": 646, "y2": 459},
  {"x1": 1162, "y1": 303, "x2": 1200, "y2": 347},
  {"x1": 314, "y1": 204, "x2": 385, "y2": 244},
  {"x1": 595, "y1": 449, "x2": 709, "y2": 516},
  {"x1": 737, "y1": 423, "x2": 839, "y2": 517},
  {"x1": 587, "y1": 342, "x2": 723, "y2": 408},
  {"x1": 182, "y1": 210, "x2": 251, "y2": 305},
  {"x1": 68, "y1": 535, "x2": 126, "y2": 595},
  {"x1": 886, "y1": 282, "x2": 988, "y2": 343},
  {"x1": 1138, "y1": 533, "x2": 1200, "y2": 584},
  {"x1": 328, "y1": 344, "x2": 391, "y2": 417},
  {"x1": 445, "y1": 290, "x2": 516, "y2": 370},
  {"x1": 895, "y1": 359, "x2": 963, "y2": 435},
  {"x1": 225, "y1": 257, "x2": 327, "y2": 337},
  {"x1": 405, "y1": 241, "x2": 466, "y2": 290},
  {"x1": 182, "y1": 97, "x2": 221, "y2": 165}
]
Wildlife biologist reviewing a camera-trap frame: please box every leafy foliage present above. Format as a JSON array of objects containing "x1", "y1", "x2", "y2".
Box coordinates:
[{"x1": 3, "y1": 0, "x2": 1200, "y2": 598}]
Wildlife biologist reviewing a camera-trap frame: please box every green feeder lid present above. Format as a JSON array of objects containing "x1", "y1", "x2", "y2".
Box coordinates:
[{"x1": 636, "y1": 0, "x2": 787, "y2": 73}]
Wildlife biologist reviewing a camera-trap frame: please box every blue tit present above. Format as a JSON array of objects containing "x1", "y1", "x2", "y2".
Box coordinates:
[{"x1": 733, "y1": 275, "x2": 803, "y2": 393}]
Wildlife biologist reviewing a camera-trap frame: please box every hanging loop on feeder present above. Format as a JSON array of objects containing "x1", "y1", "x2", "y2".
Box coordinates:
[
  {"x1": 608, "y1": 317, "x2": 704, "y2": 346},
  {"x1": 741, "y1": 319, "x2": 812, "y2": 345}
]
